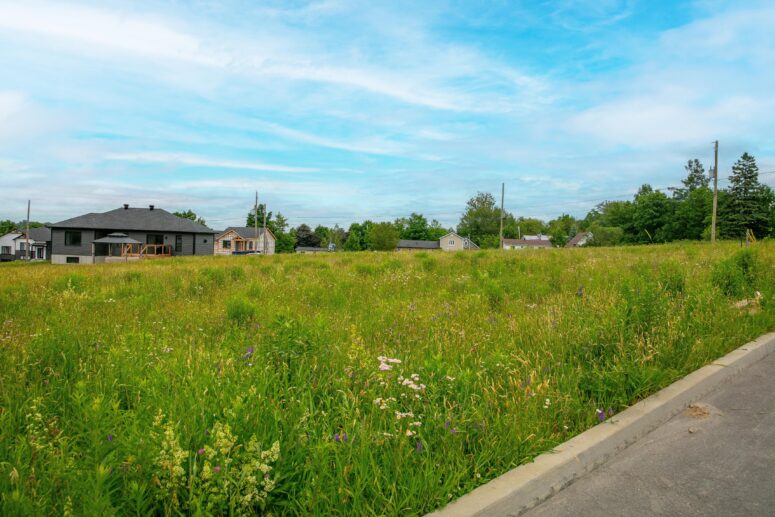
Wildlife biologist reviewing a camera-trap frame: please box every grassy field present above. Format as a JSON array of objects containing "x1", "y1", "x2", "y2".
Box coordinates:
[{"x1": 0, "y1": 242, "x2": 773, "y2": 515}]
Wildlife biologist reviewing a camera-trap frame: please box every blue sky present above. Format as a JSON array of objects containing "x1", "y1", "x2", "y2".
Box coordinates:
[{"x1": 1, "y1": 0, "x2": 773, "y2": 229}]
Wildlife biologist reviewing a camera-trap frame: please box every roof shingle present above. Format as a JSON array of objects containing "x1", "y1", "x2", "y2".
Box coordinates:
[{"x1": 51, "y1": 207, "x2": 215, "y2": 233}]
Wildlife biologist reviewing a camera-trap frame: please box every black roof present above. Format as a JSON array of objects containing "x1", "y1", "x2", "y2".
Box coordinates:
[
  {"x1": 51, "y1": 207, "x2": 215, "y2": 233},
  {"x1": 397, "y1": 239, "x2": 440, "y2": 249},
  {"x1": 296, "y1": 246, "x2": 331, "y2": 252},
  {"x1": 15, "y1": 227, "x2": 51, "y2": 242},
  {"x1": 217, "y1": 227, "x2": 273, "y2": 239}
]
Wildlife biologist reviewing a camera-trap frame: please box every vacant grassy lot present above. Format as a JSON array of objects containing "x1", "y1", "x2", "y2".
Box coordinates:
[{"x1": 0, "y1": 242, "x2": 773, "y2": 515}]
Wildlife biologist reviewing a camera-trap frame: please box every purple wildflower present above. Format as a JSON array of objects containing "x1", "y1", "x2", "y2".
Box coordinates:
[
  {"x1": 596, "y1": 409, "x2": 606, "y2": 423},
  {"x1": 334, "y1": 433, "x2": 341, "y2": 443},
  {"x1": 243, "y1": 346, "x2": 255, "y2": 360},
  {"x1": 415, "y1": 441, "x2": 424, "y2": 452},
  {"x1": 450, "y1": 427, "x2": 458, "y2": 434},
  {"x1": 197, "y1": 448, "x2": 205, "y2": 456},
  {"x1": 213, "y1": 465, "x2": 221, "y2": 474},
  {"x1": 607, "y1": 407, "x2": 614, "y2": 418},
  {"x1": 343, "y1": 432, "x2": 349, "y2": 442},
  {"x1": 106, "y1": 434, "x2": 113, "y2": 442},
  {"x1": 444, "y1": 420, "x2": 451, "y2": 429}
]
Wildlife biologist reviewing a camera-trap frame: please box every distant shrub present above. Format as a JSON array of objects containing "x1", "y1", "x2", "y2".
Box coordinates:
[
  {"x1": 413, "y1": 252, "x2": 429, "y2": 259},
  {"x1": 711, "y1": 249, "x2": 759, "y2": 297},
  {"x1": 226, "y1": 296, "x2": 257, "y2": 324}
]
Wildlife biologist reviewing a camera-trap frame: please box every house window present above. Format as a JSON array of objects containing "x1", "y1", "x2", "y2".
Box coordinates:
[
  {"x1": 64, "y1": 231, "x2": 82, "y2": 246},
  {"x1": 146, "y1": 234, "x2": 164, "y2": 245},
  {"x1": 449, "y1": 239, "x2": 455, "y2": 245},
  {"x1": 66, "y1": 257, "x2": 80, "y2": 264},
  {"x1": 222, "y1": 240, "x2": 231, "y2": 249},
  {"x1": 248, "y1": 241, "x2": 254, "y2": 250},
  {"x1": 1, "y1": 246, "x2": 10, "y2": 254},
  {"x1": 175, "y1": 235, "x2": 183, "y2": 253},
  {"x1": 19, "y1": 242, "x2": 26, "y2": 251}
]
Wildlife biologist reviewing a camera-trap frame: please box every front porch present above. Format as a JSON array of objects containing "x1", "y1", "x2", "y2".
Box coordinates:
[{"x1": 92, "y1": 233, "x2": 173, "y2": 262}]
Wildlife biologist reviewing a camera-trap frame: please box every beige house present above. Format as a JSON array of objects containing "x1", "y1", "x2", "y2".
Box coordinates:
[
  {"x1": 438, "y1": 232, "x2": 479, "y2": 251},
  {"x1": 215, "y1": 227, "x2": 276, "y2": 255}
]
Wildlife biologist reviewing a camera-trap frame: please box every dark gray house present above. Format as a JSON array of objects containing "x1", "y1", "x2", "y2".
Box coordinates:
[{"x1": 49, "y1": 205, "x2": 216, "y2": 264}]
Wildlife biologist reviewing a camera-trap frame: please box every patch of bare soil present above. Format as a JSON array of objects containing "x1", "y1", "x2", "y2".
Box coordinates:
[{"x1": 686, "y1": 404, "x2": 711, "y2": 419}]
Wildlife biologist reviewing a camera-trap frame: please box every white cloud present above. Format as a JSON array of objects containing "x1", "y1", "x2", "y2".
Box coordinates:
[
  {"x1": 105, "y1": 152, "x2": 319, "y2": 173},
  {"x1": 0, "y1": 2, "x2": 220, "y2": 65},
  {"x1": 0, "y1": 1, "x2": 543, "y2": 112}
]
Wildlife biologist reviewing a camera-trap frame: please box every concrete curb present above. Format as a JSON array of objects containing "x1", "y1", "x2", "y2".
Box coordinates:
[{"x1": 430, "y1": 332, "x2": 775, "y2": 517}]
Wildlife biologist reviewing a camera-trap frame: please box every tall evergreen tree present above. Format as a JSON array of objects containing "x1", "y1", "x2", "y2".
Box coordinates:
[
  {"x1": 722, "y1": 153, "x2": 770, "y2": 238},
  {"x1": 673, "y1": 159, "x2": 709, "y2": 199}
]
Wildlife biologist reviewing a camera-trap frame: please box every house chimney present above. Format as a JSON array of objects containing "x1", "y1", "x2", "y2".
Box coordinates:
[
  {"x1": 149, "y1": 204, "x2": 155, "y2": 210},
  {"x1": 123, "y1": 204, "x2": 129, "y2": 210}
]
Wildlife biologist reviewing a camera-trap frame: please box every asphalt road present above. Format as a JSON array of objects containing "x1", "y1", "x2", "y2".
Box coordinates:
[{"x1": 524, "y1": 351, "x2": 775, "y2": 517}]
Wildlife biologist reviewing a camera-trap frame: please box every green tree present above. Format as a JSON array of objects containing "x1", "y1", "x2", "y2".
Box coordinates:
[
  {"x1": 173, "y1": 209, "x2": 207, "y2": 226},
  {"x1": 246, "y1": 204, "x2": 272, "y2": 229},
  {"x1": 344, "y1": 223, "x2": 365, "y2": 251},
  {"x1": 591, "y1": 201, "x2": 636, "y2": 241},
  {"x1": 275, "y1": 232, "x2": 296, "y2": 253},
  {"x1": 633, "y1": 185, "x2": 672, "y2": 242},
  {"x1": 673, "y1": 187, "x2": 712, "y2": 240},
  {"x1": 510, "y1": 217, "x2": 545, "y2": 237},
  {"x1": 586, "y1": 224, "x2": 625, "y2": 246},
  {"x1": 367, "y1": 222, "x2": 399, "y2": 251},
  {"x1": 546, "y1": 214, "x2": 576, "y2": 247},
  {"x1": 457, "y1": 192, "x2": 501, "y2": 247},
  {"x1": 720, "y1": 153, "x2": 770, "y2": 238},
  {"x1": 295, "y1": 224, "x2": 321, "y2": 248},
  {"x1": 673, "y1": 159, "x2": 709, "y2": 200},
  {"x1": 0, "y1": 220, "x2": 17, "y2": 235},
  {"x1": 313, "y1": 225, "x2": 331, "y2": 246},
  {"x1": 398, "y1": 213, "x2": 431, "y2": 240},
  {"x1": 427, "y1": 219, "x2": 448, "y2": 240}
]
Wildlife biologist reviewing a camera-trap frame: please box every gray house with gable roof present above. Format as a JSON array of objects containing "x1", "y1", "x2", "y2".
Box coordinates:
[{"x1": 50, "y1": 204, "x2": 216, "y2": 264}]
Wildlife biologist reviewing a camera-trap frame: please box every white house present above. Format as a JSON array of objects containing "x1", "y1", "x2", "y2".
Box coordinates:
[
  {"x1": 14, "y1": 227, "x2": 51, "y2": 260},
  {"x1": 503, "y1": 234, "x2": 553, "y2": 250},
  {"x1": 0, "y1": 231, "x2": 22, "y2": 261},
  {"x1": 565, "y1": 232, "x2": 592, "y2": 248},
  {"x1": 215, "y1": 227, "x2": 276, "y2": 255}
]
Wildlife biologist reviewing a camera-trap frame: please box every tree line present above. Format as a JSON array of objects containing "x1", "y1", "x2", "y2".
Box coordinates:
[
  {"x1": 216, "y1": 151, "x2": 774, "y2": 252},
  {"x1": 4, "y1": 152, "x2": 769, "y2": 251},
  {"x1": 332, "y1": 152, "x2": 771, "y2": 250}
]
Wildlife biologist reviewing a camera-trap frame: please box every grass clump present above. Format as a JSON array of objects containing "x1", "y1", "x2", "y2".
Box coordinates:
[
  {"x1": 711, "y1": 248, "x2": 760, "y2": 297},
  {"x1": 225, "y1": 296, "x2": 257, "y2": 324}
]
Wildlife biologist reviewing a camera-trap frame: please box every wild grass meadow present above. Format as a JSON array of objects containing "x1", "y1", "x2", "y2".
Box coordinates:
[{"x1": 0, "y1": 242, "x2": 773, "y2": 515}]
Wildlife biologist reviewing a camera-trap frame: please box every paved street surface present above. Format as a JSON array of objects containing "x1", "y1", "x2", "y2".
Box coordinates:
[{"x1": 525, "y1": 352, "x2": 775, "y2": 517}]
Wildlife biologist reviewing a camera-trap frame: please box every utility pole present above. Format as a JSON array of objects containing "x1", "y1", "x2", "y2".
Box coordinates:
[
  {"x1": 25, "y1": 200, "x2": 30, "y2": 261},
  {"x1": 711, "y1": 140, "x2": 719, "y2": 244},
  {"x1": 262, "y1": 204, "x2": 268, "y2": 254},
  {"x1": 499, "y1": 182, "x2": 505, "y2": 250},
  {"x1": 254, "y1": 191, "x2": 259, "y2": 252}
]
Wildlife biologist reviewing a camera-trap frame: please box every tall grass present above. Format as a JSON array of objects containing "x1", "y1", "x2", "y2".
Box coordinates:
[{"x1": 0, "y1": 242, "x2": 773, "y2": 515}]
